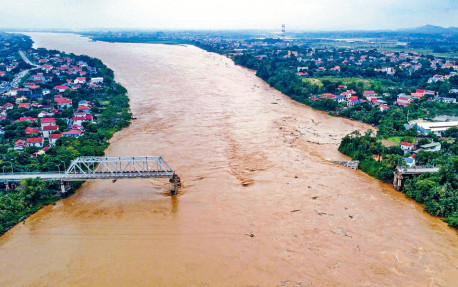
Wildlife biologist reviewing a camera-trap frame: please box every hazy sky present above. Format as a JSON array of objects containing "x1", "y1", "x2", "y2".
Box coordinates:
[{"x1": 0, "y1": 0, "x2": 457, "y2": 31}]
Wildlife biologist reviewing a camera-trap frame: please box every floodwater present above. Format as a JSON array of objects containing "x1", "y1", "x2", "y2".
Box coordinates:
[{"x1": 0, "y1": 33, "x2": 457, "y2": 286}]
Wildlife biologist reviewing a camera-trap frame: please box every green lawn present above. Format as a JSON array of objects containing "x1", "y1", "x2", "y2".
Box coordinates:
[
  {"x1": 381, "y1": 136, "x2": 415, "y2": 144},
  {"x1": 302, "y1": 77, "x2": 376, "y2": 89}
]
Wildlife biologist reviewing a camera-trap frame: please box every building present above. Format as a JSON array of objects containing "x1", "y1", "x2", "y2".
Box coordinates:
[
  {"x1": 90, "y1": 77, "x2": 103, "y2": 84},
  {"x1": 25, "y1": 127, "x2": 40, "y2": 135},
  {"x1": 40, "y1": 117, "x2": 56, "y2": 129},
  {"x1": 402, "y1": 156, "x2": 416, "y2": 168},
  {"x1": 49, "y1": 133, "x2": 63, "y2": 146},
  {"x1": 56, "y1": 98, "x2": 72, "y2": 110},
  {"x1": 436, "y1": 97, "x2": 456, "y2": 104},
  {"x1": 416, "y1": 121, "x2": 458, "y2": 136},
  {"x1": 74, "y1": 77, "x2": 86, "y2": 84},
  {"x1": 26, "y1": 137, "x2": 44, "y2": 148},
  {"x1": 419, "y1": 142, "x2": 441, "y2": 152},
  {"x1": 14, "y1": 139, "x2": 25, "y2": 151},
  {"x1": 63, "y1": 129, "x2": 84, "y2": 138},
  {"x1": 379, "y1": 105, "x2": 390, "y2": 112},
  {"x1": 42, "y1": 125, "x2": 59, "y2": 138},
  {"x1": 400, "y1": 142, "x2": 415, "y2": 153}
]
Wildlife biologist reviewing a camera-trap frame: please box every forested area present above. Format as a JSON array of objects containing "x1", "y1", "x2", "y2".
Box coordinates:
[{"x1": 339, "y1": 129, "x2": 458, "y2": 228}]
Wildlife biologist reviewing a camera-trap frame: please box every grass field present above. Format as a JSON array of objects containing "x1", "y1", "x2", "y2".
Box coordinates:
[
  {"x1": 380, "y1": 136, "x2": 416, "y2": 148},
  {"x1": 302, "y1": 77, "x2": 377, "y2": 89}
]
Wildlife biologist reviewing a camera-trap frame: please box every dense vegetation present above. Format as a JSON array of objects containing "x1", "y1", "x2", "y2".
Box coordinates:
[{"x1": 339, "y1": 129, "x2": 458, "y2": 228}]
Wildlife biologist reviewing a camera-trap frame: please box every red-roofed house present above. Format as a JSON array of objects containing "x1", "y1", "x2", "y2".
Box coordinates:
[
  {"x1": 379, "y1": 105, "x2": 390, "y2": 112},
  {"x1": 19, "y1": 116, "x2": 37, "y2": 123},
  {"x1": 56, "y1": 98, "x2": 72, "y2": 110},
  {"x1": 321, "y1": 93, "x2": 336, "y2": 100},
  {"x1": 40, "y1": 117, "x2": 56, "y2": 128},
  {"x1": 74, "y1": 77, "x2": 86, "y2": 84},
  {"x1": 42, "y1": 125, "x2": 59, "y2": 138},
  {"x1": 25, "y1": 127, "x2": 40, "y2": 135},
  {"x1": 18, "y1": 103, "x2": 31, "y2": 109},
  {"x1": 41, "y1": 64, "x2": 53, "y2": 71},
  {"x1": 54, "y1": 85, "x2": 69, "y2": 92},
  {"x1": 2, "y1": 103, "x2": 13, "y2": 110},
  {"x1": 400, "y1": 142, "x2": 415, "y2": 153},
  {"x1": 77, "y1": 106, "x2": 91, "y2": 113},
  {"x1": 49, "y1": 133, "x2": 63, "y2": 146},
  {"x1": 411, "y1": 93, "x2": 424, "y2": 99},
  {"x1": 72, "y1": 114, "x2": 93, "y2": 125},
  {"x1": 38, "y1": 110, "x2": 54, "y2": 118},
  {"x1": 14, "y1": 139, "x2": 25, "y2": 151},
  {"x1": 363, "y1": 91, "x2": 376, "y2": 97},
  {"x1": 63, "y1": 129, "x2": 83, "y2": 138},
  {"x1": 26, "y1": 137, "x2": 44, "y2": 148}
]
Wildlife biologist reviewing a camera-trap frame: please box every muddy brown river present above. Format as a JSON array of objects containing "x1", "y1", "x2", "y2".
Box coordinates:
[{"x1": 0, "y1": 33, "x2": 457, "y2": 286}]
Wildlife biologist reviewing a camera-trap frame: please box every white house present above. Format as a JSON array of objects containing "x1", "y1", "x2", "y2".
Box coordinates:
[
  {"x1": 14, "y1": 139, "x2": 25, "y2": 151},
  {"x1": 40, "y1": 117, "x2": 56, "y2": 129},
  {"x1": 26, "y1": 137, "x2": 44, "y2": 148},
  {"x1": 49, "y1": 133, "x2": 63, "y2": 146},
  {"x1": 74, "y1": 77, "x2": 86, "y2": 84},
  {"x1": 400, "y1": 142, "x2": 415, "y2": 153},
  {"x1": 90, "y1": 77, "x2": 103, "y2": 84},
  {"x1": 42, "y1": 125, "x2": 59, "y2": 138}
]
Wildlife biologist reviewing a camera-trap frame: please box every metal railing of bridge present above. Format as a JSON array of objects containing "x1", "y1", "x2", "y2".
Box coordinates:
[{"x1": 0, "y1": 156, "x2": 176, "y2": 182}]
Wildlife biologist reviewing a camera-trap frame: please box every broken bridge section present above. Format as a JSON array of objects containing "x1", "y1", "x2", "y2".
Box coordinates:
[{"x1": 0, "y1": 156, "x2": 181, "y2": 195}]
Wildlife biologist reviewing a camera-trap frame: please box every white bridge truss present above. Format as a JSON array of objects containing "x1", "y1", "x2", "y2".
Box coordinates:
[{"x1": 0, "y1": 156, "x2": 176, "y2": 182}]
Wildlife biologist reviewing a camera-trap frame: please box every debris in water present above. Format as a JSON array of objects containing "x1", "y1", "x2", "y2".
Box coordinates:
[
  {"x1": 291, "y1": 209, "x2": 300, "y2": 213},
  {"x1": 245, "y1": 233, "x2": 255, "y2": 238},
  {"x1": 241, "y1": 179, "x2": 253, "y2": 186}
]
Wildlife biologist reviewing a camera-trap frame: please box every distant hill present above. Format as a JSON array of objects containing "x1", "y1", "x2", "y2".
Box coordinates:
[{"x1": 401, "y1": 25, "x2": 458, "y2": 34}]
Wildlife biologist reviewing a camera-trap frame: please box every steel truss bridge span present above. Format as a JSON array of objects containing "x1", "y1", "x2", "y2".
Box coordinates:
[{"x1": 0, "y1": 156, "x2": 181, "y2": 195}]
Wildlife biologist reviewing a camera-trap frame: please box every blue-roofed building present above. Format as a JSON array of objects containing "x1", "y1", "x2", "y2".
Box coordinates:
[{"x1": 334, "y1": 95, "x2": 346, "y2": 103}]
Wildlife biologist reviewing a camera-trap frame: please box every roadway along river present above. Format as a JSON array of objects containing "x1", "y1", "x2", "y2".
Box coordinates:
[{"x1": 0, "y1": 33, "x2": 457, "y2": 286}]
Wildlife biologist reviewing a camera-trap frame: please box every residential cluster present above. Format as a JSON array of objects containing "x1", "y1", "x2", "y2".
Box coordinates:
[{"x1": 0, "y1": 48, "x2": 105, "y2": 157}]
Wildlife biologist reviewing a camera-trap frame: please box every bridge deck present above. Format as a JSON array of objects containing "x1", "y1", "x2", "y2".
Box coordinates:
[
  {"x1": 396, "y1": 167, "x2": 440, "y2": 175},
  {"x1": 0, "y1": 156, "x2": 176, "y2": 182},
  {"x1": 0, "y1": 171, "x2": 175, "y2": 182}
]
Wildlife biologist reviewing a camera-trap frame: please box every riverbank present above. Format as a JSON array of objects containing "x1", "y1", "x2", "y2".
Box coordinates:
[{"x1": 0, "y1": 35, "x2": 131, "y2": 236}]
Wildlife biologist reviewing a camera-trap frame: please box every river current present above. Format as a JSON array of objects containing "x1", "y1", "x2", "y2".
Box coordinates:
[{"x1": 0, "y1": 33, "x2": 456, "y2": 286}]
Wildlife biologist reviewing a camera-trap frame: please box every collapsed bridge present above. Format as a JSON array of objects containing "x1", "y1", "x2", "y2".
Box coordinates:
[{"x1": 0, "y1": 156, "x2": 181, "y2": 195}]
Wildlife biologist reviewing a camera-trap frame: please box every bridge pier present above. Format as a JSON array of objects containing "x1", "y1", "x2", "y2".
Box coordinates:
[
  {"x1": 170, "y1": 174, "x2": 181, "y2": 196},
  {"x1": 393, "y1": 172, "x2": 403, "y2": 191},
  {"x1": 60, "y1": 181, "x2": 71, "y2": 196}
]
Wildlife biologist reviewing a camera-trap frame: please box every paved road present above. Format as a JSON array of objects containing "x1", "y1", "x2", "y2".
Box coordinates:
[
  {"x1": 19, "y1": 50, "x2": 39, "y2": 67},
  {"x1": 10, "y1": 50, "x2": 39, "y2": 88}
]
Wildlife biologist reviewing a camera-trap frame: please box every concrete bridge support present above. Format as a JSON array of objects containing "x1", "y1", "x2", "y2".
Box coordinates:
[
  {"x1": 170, "y1": 174, "x2": 181, "y2": 196},
  {"x1": 393, "y1": 172, "x2": 403, "y2": 191},
  {"x1": 59, "y1": 181, "x2": 71, "y2": 196}
]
